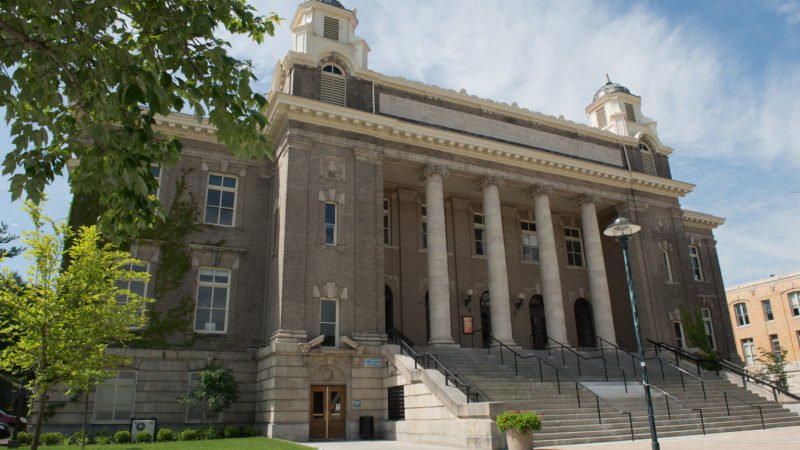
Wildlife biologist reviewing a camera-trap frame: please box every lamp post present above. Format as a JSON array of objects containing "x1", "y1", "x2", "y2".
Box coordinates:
[{"x1": 603, "y1": 217, "x2": 660, "y2": 450}]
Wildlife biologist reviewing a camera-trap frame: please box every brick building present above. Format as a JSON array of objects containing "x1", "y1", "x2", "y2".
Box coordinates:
[{"x1": 53, "y1": 0, "x2": 733, "y2": 445}]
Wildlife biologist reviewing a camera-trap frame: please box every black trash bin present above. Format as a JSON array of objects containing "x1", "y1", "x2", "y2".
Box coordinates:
[{"x1": 358, "y1": 416, "x2": 374, "y2": 440}]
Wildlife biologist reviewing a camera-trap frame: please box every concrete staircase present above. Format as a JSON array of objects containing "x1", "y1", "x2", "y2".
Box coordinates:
[{"x1": 422, "y1": 346, "x2": 800, "y2": 448}]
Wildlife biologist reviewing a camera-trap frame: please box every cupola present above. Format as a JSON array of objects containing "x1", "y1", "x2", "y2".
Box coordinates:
[{"x1": 290, "y1": 0, "x2": 370, "y2": 71}]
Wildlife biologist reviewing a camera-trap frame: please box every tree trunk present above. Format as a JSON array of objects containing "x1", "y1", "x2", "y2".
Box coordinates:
[
  {"x1": 81, "y1": 391, "x2": 89, "y2": 450},
  {"x1": 31, "y1": 393, "x2": 47, "y2": 450}
]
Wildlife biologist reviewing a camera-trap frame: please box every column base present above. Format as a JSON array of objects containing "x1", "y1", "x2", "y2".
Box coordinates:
[{"x1": 427, "y1": 337, "x2": 458, "y2": 347}]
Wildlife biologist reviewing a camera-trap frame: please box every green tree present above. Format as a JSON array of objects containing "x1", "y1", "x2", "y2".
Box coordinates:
[
  {"x1": 0, "y1": 222, "x2": 22, "y2": 259},
  {"x1": 0, "y1": 1, "x2": 279, "y2": 241},
  {"x1": 756, "y1": 348, "x2": 789, "y2": 392},
  {"x1": 178, "y1": 367, "x2": 239, "y2": 426},
  {"x1": 0, "y1": 203, "x2": 151, "y2": 450},
  {"x1": 680, "y1": 307, "x2": 716, "y2": 357}
]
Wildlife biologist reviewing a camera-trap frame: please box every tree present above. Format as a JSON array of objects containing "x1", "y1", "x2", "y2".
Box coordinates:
[
  {"x1": 756, "y1": 348, "x2": 789, "y2": 392},
  {"x1": 0, "y1": 222, "x2": 22, "y2": 259},
  {"x1": 178, "y1": 367, "x2": 239, "y2": 426},
  {"x1": 0, "y1": 203, "x2": 151, "y2": 450},
  {"x1": 0, "y1": 1, "x2": 279, "y2": 241}
]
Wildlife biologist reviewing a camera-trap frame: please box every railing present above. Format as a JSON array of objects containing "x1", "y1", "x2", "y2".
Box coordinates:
[
  {"x1": 546, "y1": 336, "x2": 615, "y2": 381},
  {"x1": 387, "y1": 328, "x2": 482, "y2": 403},
  {"x1": 596, "y1": 337, "x2": 768, "y2": 429},
  {"x1": 647, "y1": 384, "x2": 707, "y2": 435},
  {"x1": 487, "y1": 336, "x2": 635, "y2": 440},
  {"x1": 650, "y1": 339, "x2": 800, "y2": 403}
]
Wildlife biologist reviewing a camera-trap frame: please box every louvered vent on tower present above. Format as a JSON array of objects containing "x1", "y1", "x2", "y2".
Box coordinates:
[
  {"x1": 640, "y1": 144, "x2": 657, "y2": 176},
  {"x1": 321, "y1": 65, "x2": 346, "y2": 106},
  {"x1": 323, "y1": 16, "x2": 340, "y2": 41},
  {"x1": 596, "y1": 106, "x2": 607, "y2": 128},
  {"x1": 625, "y1": 103, "x2": 636, "y2": 122}
]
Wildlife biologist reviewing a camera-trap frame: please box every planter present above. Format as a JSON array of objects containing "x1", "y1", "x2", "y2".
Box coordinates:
[{"x1": 505, "y1": 429, "x2": 533, "y2": 450}]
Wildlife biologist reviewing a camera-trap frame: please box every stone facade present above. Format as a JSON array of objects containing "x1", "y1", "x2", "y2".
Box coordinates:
[{"x1": 56, "y1": 1, "x2": 733, "y2": 447}]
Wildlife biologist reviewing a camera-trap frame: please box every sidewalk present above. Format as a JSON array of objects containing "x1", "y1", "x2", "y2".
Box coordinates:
[{"x1": 299, "y1": 425, "x2": 800, "y2": 450}]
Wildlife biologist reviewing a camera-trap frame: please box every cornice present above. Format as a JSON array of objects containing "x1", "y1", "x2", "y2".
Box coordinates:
[
  {"x1": 153, "y1": 113, "x2": 218, "y2": 143},
  {"x1": 265, "y1": 93, "x2": 695, "y2": 199},
  {"x1": 682, "y1": 210, "x2": 725, "y2": 230}
]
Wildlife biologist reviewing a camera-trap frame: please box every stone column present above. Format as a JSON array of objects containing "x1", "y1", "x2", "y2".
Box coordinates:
[
  {"x1": 422, "y1": 165, "x2": 455, "y2": 345},
  {"x1": 578, "y1": 194, "x2": 616, "y2": 345},
  {"x1": 529, "y1": 186, "x2": 568, "y2": 344},
  {"x1": 479, "y1": 176, "x2": 516, "y2": 346}
]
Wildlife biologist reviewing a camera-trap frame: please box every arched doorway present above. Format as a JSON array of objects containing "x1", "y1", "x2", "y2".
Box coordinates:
[
  {"x1": 574, "y1": 298, "x2": 596, "y2": 347},
  {"x1": 529, "y1": 295, "x2": 547, "y2": 349},
  {"x1": 480, "y1": 291, "x2": 492, "y2": 348},
  {"x1": 385, "y1": 285, "x2": 393, "y2": 333},
  {"x1": 424, "y1": 291, "x2": 430, "y2": 343}
]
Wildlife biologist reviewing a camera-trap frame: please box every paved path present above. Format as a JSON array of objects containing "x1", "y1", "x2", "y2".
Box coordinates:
[{"x1": 299, "y1": 425, "x2": 800, "y2": 449}]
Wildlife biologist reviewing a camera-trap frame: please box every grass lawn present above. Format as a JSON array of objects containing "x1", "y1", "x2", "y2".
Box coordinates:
[{"x1": 19, "y1": 437, "x2": 314, "y2": 449}]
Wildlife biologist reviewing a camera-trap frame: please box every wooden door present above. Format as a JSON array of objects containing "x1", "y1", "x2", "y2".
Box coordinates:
[{"x1": 309, "y1": 385, "x2": 346, "y2": 440}]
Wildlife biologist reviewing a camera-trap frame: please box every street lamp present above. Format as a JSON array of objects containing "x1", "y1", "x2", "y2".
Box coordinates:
[{"x1": 603, "y1": 217, "x2": 660, "y2": 450}]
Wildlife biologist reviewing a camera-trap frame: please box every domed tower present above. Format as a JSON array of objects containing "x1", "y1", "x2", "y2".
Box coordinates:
[
  {"x1": 290, "y1": 0, "x2": 369, "y2": 71},
  {"x1": 585, "y1": 76, "x2": 670, "y2": 177}
]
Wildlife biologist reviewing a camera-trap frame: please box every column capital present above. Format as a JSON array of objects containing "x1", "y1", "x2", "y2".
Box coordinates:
[
  {"x1": 477, "y1": 176, "x2": 505, "y2": 191},
  {"x1": 420, "y1": 164, "x2": 449, "y2": 181},
  {"x1": 527, "y1": 184, "x2": 554, "y2": 199},
  {"x1": 576, "y1": 193, "x2": 599, "y2": 207}
]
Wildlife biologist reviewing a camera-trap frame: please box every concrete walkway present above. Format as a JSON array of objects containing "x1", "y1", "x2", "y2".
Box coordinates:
[{"x1": 299, "y1": 425, "x2": 800, "y2": 450}]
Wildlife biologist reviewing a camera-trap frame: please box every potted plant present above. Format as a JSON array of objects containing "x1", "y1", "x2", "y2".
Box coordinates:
[{"x1": 496, "y1": 409, "x2": 542, "y2": 450}]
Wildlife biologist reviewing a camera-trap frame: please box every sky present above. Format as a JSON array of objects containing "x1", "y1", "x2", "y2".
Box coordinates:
[{"x1": 1, "y1": 0, "x2": 799, "y2": 287}]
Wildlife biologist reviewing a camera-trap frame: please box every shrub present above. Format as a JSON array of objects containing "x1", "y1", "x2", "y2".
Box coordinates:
[
  {"x1": 135, "y1": 430, "x2": 153, "y2": 443},
  {"x1": 179, "y1": 428, "x2": 198, "y2": 441},
  {"x1": 94, "y1": 431, "x2": 112, "y2": 445},
  {"x1": 114, "y1": 430, "x2": 131, "y2": 444},
  {"x1": 156, "y1": 427, "x2": 175, "y2": 442},
  {"x1": 199, "y1": 426, "x2": 223, "y2": 440},
  {"x1": 41, "y1": 432, "x2": 66, "y2": 446},
  {"x1": 68, "y1": 431, "x2": 90, "y2": 445},
  {"x1": 15, "y1": 431, "x2": 31, "y2": 445},
  {"x1": 240, "y1": 425, "x2": 257, "y2": 437},
  {"x1": 496, "y1": 410, "x2": 542, "y2": 434},
  {"x1": 223, "y1": 426, "x2": 241, "y2": 438}
]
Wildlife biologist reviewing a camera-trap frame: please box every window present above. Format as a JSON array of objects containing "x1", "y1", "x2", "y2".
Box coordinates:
[
  {"x1": 320, "y1": 298, "x2": 338, "y2": 347},
  {"x1": 521, "y1": 220, "x2": 539, "y2": 262},
  {"x1": 194, "y1": 268, "x2": 230, "y2": 333},
  {"x1": 421, "y1": 205, "x2": 427, "y2": 249},
  {"x1": 688, "y1": 245, "x2": 704, "y2": 281},
  {"x1": 564, "y1": 227, "x2": 584, "y2": 267},
  {"x1": 640, "y1": 143, "x2": 657, "y2": 176},
  {"x1": 383, "y1": 198, "x2": 391, "y2": 245},
  {"x1": 662, "y1": 250, "x2": 673, "y2": 282},
  {"x1": 323, "y1": 16, "x2": 339, "y2": 41},
  {"x1": 796, "y1": 330, "x2": 800, "y2": 348},
  {"x1": 324, "y1": 203, "x2": 337, "y2": 245},
  {"x1": 387, "y1": 386, "x2": 405, "y2": 421},
  {"x1": 473, "y1": 213, "x2": 485, "y2": 256},
  {"x1": 762, "y1": 300, "x2": 775, "y2": 321},
  {"x1": 673, "y1": 321, "x2": 685, "y2": 349},
  {"x1": 93, "y1": 371, "x2": 137, "y2": 423},
  {"x1": 185, "y1": 373, "x2": 222, "y2": 423},
  {"x1": 150, "y1": 165, "x2": 161, "y2": 198},
  {"x1": 734, "y1": 303, "x2": 750, "y2": 327},
  {"x1": 204, "y1": 174, "x2": 237, "y2": 226},
  {"x1": 625, "y1": 102, "x2": 636, "y2": 122},
  {"x1": 770, "y1": 334, "x2": 782, "y2": 361},
  {"x1": 701, "y1": 307, "x2": 717, "y2": 350},
  {"x1": 789, "y1": 292, "x2": 800, "y2": 317},
  {"x1": 596, "y1": 106, "x2": 607, "y2": 128},
  {"x1": 741, "y1": 338, "x2": 756, "y2": 366},
  {"x1": 116, "y1": 262, "x2": 149, "y2": 306},
  {"x1": 321, "y1": 64, "x2": 346, "y2": 106}
]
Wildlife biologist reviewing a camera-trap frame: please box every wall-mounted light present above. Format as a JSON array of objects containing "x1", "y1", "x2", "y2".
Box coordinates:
[
  {"x1": 464, "y1": 288, "x2": 474, "y2": 306},
  {"x1": 515, "y1": 293, "x2": 525, "y2": 311}
]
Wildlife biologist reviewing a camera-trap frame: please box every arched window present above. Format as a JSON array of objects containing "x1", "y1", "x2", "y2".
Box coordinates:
[
  {"x1": 639, "y1": 142, "x2": 657, "y2": 176},
  {"x1": 321, "y1": 64, "x2": 346, "y2": 106}
]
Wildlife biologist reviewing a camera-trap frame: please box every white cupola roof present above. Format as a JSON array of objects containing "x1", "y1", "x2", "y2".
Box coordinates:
[{"x1": 290, "y1": 0, "x2": 370, "y2": 71}]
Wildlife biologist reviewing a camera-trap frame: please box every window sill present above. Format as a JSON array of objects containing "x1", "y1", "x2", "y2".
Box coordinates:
[
  {"x1": 566, "y1": 265, "x2": 586, "y2": 270},
  {"x1": 203, "y1": 223, "x2": 238, "y2": 231},
  {"x1": 472, "y1": 254, "x2": 487, "y2": 260},
  {"x1": 520, "y1": 259, "x2": 540, "y2": 265},
  {"x1": 194, "y1": 330, "x2": 227, "y2": 335}
]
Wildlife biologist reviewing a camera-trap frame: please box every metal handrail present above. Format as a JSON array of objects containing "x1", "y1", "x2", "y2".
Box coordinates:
[
  {"x1": 546, "y1": 336, "x2": 614, "y2": 381},
  {"x1": 488, "y1": 336, "x2": 635, "y2": 440},
  {"x1": 647, "y1": 384, "x2": 707, "y2": 435},
  {"x1": 387, "y1": 328, "x2": 482, "y2": 402}
]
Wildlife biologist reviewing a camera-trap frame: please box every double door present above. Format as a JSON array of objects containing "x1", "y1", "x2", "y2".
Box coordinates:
[{"x1": 309, "y1": 385, "x2": 346, "y2": 440}]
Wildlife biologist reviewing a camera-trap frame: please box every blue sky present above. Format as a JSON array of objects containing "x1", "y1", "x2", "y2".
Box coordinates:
[{"x1": 2, "y1": 0, "x2": 799, "y2": 287}]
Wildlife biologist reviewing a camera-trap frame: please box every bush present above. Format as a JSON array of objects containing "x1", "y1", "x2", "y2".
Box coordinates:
[
  {"x1": 240, "y1": 425, "x2": 257, "y2": 437},
  {"x1": 135, "y1": 430, "x2": 153, "y2": 443},
  {"x1": 41, "y1": 432, "x2": 66, "y2": 446},
  {"x1": 156, "y1": 427, "x2": 175, "y2": 442},
  {"x1": 223, "y1": 426, "x2": 242, "y2": 438},
  {"x1": 15, "y1": 431, "x2": 31, "y2": 445},
  {"x1": 199, "y1": 426, "x2": 223, "y2": 440},
  {"x1": 496, "y1": 410, "x2": 542, "y2": 434},
  {"x1": 68, "y1": 431, "x2": 90, "y2": 445},
  {"x1": 94, "y1": 431, "x2": 112, "y2": 445},
  {"x1": 114, "y1": 430, "x2": 131, "y2": 444},
  {"x1": 179, "y1": 428, "x2": 198, "y2": 441}
]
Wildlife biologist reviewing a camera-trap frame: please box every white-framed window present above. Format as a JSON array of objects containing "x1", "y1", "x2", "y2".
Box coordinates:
[
  {"x1": 673, "y1": 321, "x2": 686, "y2": 349},
  {"x1": 688, "y1": 245, "x2": 704, "y2": 281},
  {"x1": 383, "y1": 198, "x2": 391, "y2": 245},
  {"x1": 324, "y1": 202, "x2": 337, "y2": 245},
  {"x1": 701, "y1": 307, "x2": 717, "y2": 350},
  {"x1": 185, "y1": 372, "x2": 223, "y2": 423},
  {"x1": 770, "y1": 334, "x2": 782, "y2": 361},
  {"x1": 116, "y1": 262, "x2": 149, "y2": 306},
  {"x1": 320, "y1": 298, "x2": 338, "y2": 347},
  {"x1": 762, "y1": 300, "x2": 775, "y2": 322},
  {"x1": 194, "y1": 268, "x2": 231, "y2": 333},
  {"x1": 473, "y1": 213, "x2": 485, "y2": 256},
  {"x1": 204, "y1": 174, "x2": 237, "y2": 227},
  {"x1": 93, "y1": 371, "x2": 137, "y2": 423},
  {"x1": 734, "y1": 302, "x2": 750, "y2": 327},
  {"x1": 789, "y1": 292, "x2": 800, "y2": 317},
  {"x1": 741, "y1": 338, "x2": 756, "y2": 366},
  {"x1": 564, "y1": 227, "x2": 584, "y2": 267},
  {"x1": 320, "y1": 64, "x2": 346, "y2": 106},
  {"x1": 662, "y1": 250, "x2": 673, "y2": 283},
  {"x1": 421, "y1": 205, "x2": 427, "y2": 249},
  {"x1": 521, "y1": 220, "x2": 539, "y2": 262},
  {"x1": 150, "y1": 165, "x2": 161, "y2": 198}
]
